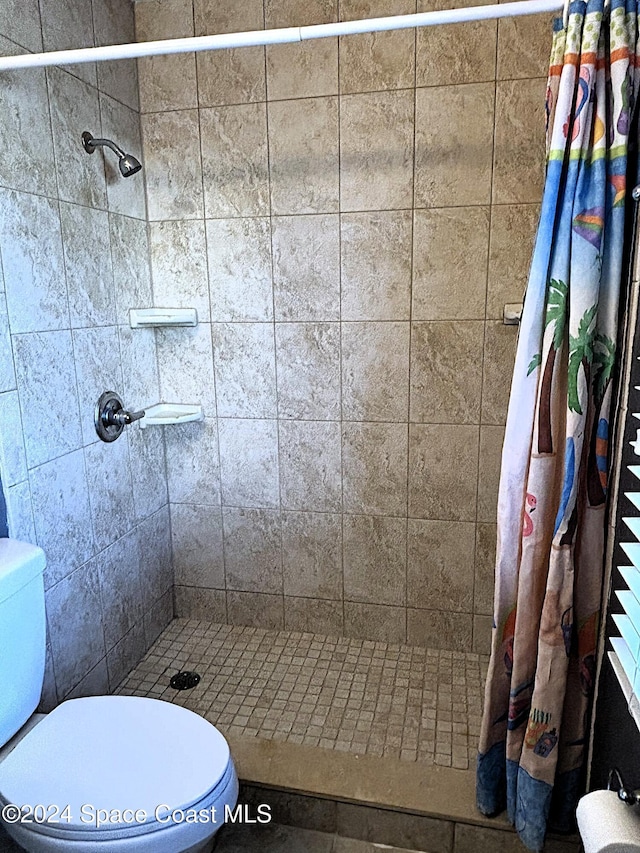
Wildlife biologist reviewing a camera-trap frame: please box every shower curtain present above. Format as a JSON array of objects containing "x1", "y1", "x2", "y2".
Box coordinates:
[{"x1": 477, "y1": 0, "x2": 639, "y2": 849}]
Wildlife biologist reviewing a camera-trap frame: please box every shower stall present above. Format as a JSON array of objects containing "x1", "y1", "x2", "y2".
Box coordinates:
[{"x1": 0, "y1": 0, "x2": 581, "y2": 849}]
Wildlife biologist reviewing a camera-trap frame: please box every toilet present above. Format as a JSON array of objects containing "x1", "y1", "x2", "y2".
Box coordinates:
[{"x1": 0, "y1": 538, "x2": 239, "y2": 853}]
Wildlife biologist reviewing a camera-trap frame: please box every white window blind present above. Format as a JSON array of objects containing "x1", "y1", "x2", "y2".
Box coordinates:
[
  {"x1": 604, "y1": 209, "x2": 640, "y2": 739},
  {"x1": 610, "y1": 459, "x2": 640, "y2": 729}
]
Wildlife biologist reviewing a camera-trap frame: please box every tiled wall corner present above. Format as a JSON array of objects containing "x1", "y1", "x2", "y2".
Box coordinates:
[{"x1": 0, "y1": 0, "x2": 172, "y2": 706}]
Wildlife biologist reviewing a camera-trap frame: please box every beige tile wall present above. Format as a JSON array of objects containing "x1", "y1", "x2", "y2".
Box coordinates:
[
  {"x1": 0, "y1": 0, "x2": 172, "y2": 706},
  {"x1": 136, "y1": 0, "x2": 553, "y2": 651}
]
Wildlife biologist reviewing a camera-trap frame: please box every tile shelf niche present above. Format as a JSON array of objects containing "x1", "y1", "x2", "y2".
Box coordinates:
[
  {"x1": 139, "y1": 403, "x2": 204, "y2": 428},
  {"x1": 129, "y1": 307, "x2": 198, "y2": 328}
]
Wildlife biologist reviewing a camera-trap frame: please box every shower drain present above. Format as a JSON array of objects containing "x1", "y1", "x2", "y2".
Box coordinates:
[{"x1": 169, "y1": 670, "x2": 201, "y2": 690}]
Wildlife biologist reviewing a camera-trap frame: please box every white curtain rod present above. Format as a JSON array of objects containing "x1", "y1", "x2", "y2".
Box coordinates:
[{"x1": 0, "y1": 0, "x2": 562, "y2": 72}]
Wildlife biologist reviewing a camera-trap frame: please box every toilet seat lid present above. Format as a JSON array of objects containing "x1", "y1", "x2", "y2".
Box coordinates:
[{"x1": 0, "y1": 696, "x2": 230, "y2": 831}]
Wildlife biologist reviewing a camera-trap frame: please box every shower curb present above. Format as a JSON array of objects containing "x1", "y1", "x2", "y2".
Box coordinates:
[{"x1": 229, "y1": 736, "x2": 580, "y2": 853}]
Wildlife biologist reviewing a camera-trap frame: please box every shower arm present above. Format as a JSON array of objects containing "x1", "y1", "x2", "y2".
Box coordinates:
[{"x1": 81, "y1": 133, "x2": 126, "y2": 159}]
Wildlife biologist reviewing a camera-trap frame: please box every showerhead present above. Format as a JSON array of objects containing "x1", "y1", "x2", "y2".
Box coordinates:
[
  {"x1": 118, "y1": 152, "x2": 142, "y2": 178},
  {"x1": 82, "y1": 131, "x2": 142, "y2": 178}
]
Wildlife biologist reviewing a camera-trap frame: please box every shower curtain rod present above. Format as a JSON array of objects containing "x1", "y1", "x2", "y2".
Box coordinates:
[{"x1": 0, "y1": 0, "x2": 562, "y2": 72}]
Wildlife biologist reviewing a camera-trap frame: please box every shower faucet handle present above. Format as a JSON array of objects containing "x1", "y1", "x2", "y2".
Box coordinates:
[
  {"x1": 112, "y1": 406, "x2": 145, "y2": 426},
  {"x1": 94, "y1": 391, "x2": 146, "y2": 443}
]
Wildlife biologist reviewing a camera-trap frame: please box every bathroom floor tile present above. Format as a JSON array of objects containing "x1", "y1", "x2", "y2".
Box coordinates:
[
  {"x1": 0, "y1": 820, "x2": 436, "y2": 853},
  {"x1": 215, "y1": 822, "x2": 334, "y2": 852},
  {"x1": 213, "y1": 822, "x2": 435, "y2": 853},
  {"x1": 116, "y1": 619, "x2": 488, "y2": 771}
]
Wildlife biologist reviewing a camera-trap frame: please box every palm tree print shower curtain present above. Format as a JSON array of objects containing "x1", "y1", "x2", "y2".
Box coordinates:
[{"x1": 477, "y1": 0, "x2": 639, "y2": 849}]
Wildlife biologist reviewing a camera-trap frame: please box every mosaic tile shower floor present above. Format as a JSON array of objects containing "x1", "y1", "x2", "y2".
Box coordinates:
[{"x1": 116, "y1": 619, "x2": 489, "y2": 770}]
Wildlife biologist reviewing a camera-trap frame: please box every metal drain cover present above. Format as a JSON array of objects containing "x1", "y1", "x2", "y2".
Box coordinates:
[{"x1": 169, "y1": 670, "x2": 201, "y2": 690}]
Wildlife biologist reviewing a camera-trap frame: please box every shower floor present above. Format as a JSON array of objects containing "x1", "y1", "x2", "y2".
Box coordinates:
[{"x1": 116, "y1": 619, "x2": 488, "y2": 771}]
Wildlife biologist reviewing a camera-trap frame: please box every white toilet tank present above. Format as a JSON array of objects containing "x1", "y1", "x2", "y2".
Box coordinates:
[{"x1": 0, "y1": 539, "x2": 46, "y2": 747}]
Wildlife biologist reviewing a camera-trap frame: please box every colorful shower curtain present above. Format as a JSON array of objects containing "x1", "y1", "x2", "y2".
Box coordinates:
[{"x1": 477, "y1": 0, "x2": 639, "y2": 849}]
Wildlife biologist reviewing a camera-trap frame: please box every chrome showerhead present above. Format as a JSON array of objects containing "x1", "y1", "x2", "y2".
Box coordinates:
[
  {"x1": 82, "y1": 131, "x2": 142, "y2": 178},
  {"x1": 118, "y1": 152, "x2": 142, "y2": 177}
]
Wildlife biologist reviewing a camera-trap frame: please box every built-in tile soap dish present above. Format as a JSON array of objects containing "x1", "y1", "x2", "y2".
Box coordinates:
[
  {"x1": 139, "y1": 403, "x2": 204, "y2": 428},
  {"x1": 129, "y1": 308, "x2": 198, "y2": 328}
]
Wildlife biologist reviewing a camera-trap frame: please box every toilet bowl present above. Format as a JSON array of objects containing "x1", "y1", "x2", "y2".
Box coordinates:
[
  {"x1": 0, "y1": 696, "x2": 239, "y2": 853},
  {"x1": 0, "y1": 540, "x2": 239, "y2": 853}
]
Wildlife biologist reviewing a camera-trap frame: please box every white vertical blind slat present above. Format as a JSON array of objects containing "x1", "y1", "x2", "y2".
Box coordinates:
[{"x1": 611, "y1": 454, "x2": 640, "y2": 714}]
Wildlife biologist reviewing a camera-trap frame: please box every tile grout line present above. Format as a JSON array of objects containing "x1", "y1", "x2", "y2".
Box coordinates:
[
  {"x1": 337, "y1": 0, "x2": 346, "y2": 640},
  {"x1": 468, "y1": 15, "x2": 500, "y2": 656},
  {"x1": 262, "y1": 0, "x2": 286, "y2": 630},
  {"x1": 190, "y1": 0, "x2": 229, "y2": 626},
  {"x1": 405, "y1": 0, "x2": 419, "y2": 646},
  {"x1": 140, "y1": 73, "x2": 549, "y2": 115}
]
